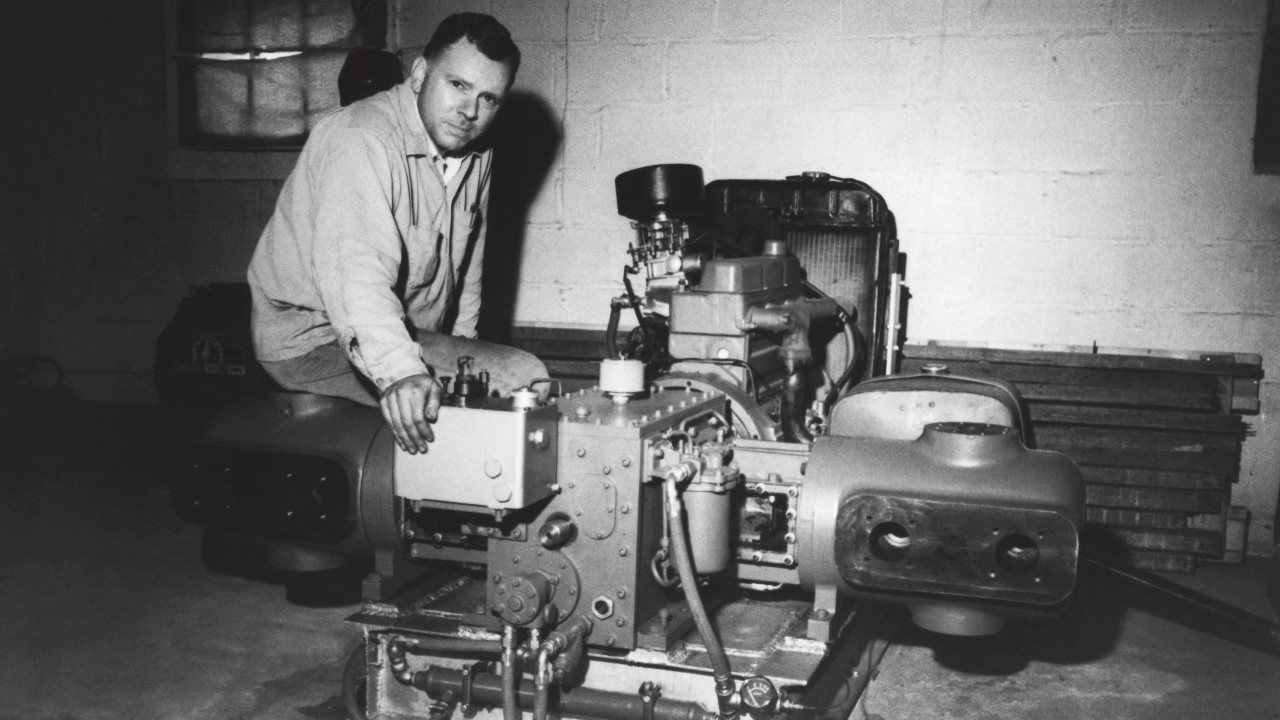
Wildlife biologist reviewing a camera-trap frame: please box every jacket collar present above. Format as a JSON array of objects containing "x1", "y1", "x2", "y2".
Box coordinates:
[{"x1": 392, "y1": 80, "x2": 485, "y2": 162}]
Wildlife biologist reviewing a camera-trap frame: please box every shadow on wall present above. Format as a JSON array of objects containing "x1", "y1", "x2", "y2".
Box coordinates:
[{"x1": 476, "y1": 90, "x2": 561, "y2": 341}]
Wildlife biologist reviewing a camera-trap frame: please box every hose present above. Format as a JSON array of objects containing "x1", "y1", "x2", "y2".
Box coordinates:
[
  {"x1": 780, "y1": 368, "x2": 813, "y2": 444},
  {"x1": 664, "y1": 474, "x2": 738, "y2": 720},
  {"x1": 502, "y1": 625, "x2": 520, "y2": 720},
  {"x1": 823, "y1": 312, "x2": 867, "y2": 416}
]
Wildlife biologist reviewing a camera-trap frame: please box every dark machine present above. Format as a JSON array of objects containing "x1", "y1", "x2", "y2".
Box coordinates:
[{"x1": 174, "y1": 166, "x2": 1086, "y2": 720}]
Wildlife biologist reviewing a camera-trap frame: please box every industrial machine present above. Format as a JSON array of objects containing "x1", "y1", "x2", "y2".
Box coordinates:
[{"x1": 174, "y1": 166, "x2": 1086, "y2": 720}]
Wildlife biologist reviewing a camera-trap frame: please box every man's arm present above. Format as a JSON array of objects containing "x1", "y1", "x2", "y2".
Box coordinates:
[{"x1": 310, "y1": 130, "x2": 440, "y2": 453}]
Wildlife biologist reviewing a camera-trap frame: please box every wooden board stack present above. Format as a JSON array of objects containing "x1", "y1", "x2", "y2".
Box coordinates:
[{"x1": 902, "y1": 342, "x2": 1261, "y2": 573}]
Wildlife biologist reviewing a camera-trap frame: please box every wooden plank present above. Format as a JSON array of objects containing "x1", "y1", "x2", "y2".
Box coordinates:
[
  {"x1": 899, "y1": 357, "x2": 1218, "y2": 392},
  {"x1": 542, "y1": 358, "x2": 600, "y2": 378},
  {"x1": 1027, "y1": 405, "x2": 1246, "y2": 435},
  {"x1": 1125, "y1": 550, "x2": 1199, "y2": 573},
  {"x1": 1084, "y1": 507, "x2": 1188, "y2": 529},
  {"x1": 1085, "y1": 485, "x2": 1225, "y2": 513},
  {"x1": 1103, "y1": 528, "x2": 1224, "y2": 557},
  {"x1": 508, "y1": 326, "x2": 610, "y2": 359},
  {"x1": 1015, "y1": 383, "x2": 1219, "y2": 410},
  {"x1": 1079, "y1": 467, "x2": 1228, "y2": 492},
  {"x1": 1044, "y1": 445, "x2": 1239, "y2": 475},
  {"x1": 1033, "y1": 425, "x2": 1241, "y2": 453},
  {"x1": 904, "y1": 343, "x2": 1263, "y2": 378}
]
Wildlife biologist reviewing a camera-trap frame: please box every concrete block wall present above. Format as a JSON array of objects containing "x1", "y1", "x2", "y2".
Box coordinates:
[
  {"x1": 400, "y1": 0, "x2": 1280, "y2": 552},
  {"x1": 0, "y1": 0, "x2": 1276, "y2": 552}
]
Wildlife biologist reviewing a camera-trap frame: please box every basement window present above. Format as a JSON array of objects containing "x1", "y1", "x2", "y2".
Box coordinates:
[{"x1": 167, "y1": 0, "x2": 387, "y2": 178}]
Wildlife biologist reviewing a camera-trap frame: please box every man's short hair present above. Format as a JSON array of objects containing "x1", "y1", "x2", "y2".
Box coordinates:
[{"x1": 423, "y1": 13, "x2": 520, "y2": 77}]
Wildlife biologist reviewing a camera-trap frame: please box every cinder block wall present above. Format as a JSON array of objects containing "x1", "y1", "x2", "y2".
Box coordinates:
[
  {"x1": 408, "y1": 0, "x2": 1280, "y2": 553},
  {"x1": 0, "y1": 0, "x2": 1276, "y2": 552}
]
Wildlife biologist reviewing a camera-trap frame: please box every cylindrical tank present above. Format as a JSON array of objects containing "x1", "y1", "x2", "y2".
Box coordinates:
[{"x1": 798, "y1": 422, "x2": 1084, "y2": 635}]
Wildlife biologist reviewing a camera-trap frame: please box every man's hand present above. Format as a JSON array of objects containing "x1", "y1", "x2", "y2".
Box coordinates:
[{"x1": 379, "y1": 373, "x2": 443, "y2": 454}]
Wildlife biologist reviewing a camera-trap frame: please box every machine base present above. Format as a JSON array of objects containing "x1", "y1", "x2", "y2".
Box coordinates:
[{"x1": 348, "y1": 571, "x2": 900, "y2": 720}]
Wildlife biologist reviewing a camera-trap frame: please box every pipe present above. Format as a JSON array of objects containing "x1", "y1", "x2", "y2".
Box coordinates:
[
  {"x1": 401, "y1": 636, "x2": 503, "y2": 655},
  {"x1": 606, "y1": 297, "x2": 628, "y2": 360},
  {"x1": 665, "y1": 475, "x2": 738, "y2": 720},
  {"x1": 414, "y1": 666, "x2": 718, "y2": 720},
  {"x1": 1082, "y1": 556, "x2": 1280, "y2": 656},
  {"x1": 502, "y1": 625, "x2": 520, "y2": 720},
  {"x1": 781, "y1": 366, "x2": 812, "y2": 444},
  {"x1": 387, "y1": 635, "x2": 506, "y2": 687},
  {"x1": 534, "y1": 645, "x2": 553, "y2": 720}
]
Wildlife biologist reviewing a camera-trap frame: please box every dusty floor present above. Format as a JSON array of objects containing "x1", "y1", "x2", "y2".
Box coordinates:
[{"x1": 2, "y1": 401, "x2": 1278, "y2": 720}]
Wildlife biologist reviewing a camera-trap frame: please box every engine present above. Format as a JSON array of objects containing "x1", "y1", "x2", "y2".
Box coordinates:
[{"x1": 174, "y1": 166, "x2": 1084, "y2": 720}]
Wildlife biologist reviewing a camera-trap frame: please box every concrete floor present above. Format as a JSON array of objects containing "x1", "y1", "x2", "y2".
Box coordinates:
[{"x1": 2, "y1": 401, "x2": 1279, "y2": 720}]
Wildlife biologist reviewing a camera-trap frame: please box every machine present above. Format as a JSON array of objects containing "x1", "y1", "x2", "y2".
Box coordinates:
[{"x1": 174, "y1": 165, "x2": 1086, "y2": 720}]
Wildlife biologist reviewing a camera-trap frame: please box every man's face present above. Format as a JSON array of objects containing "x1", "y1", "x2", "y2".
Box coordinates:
[{"x1": 410, "y1": 39, "x2": 513, "y2": 157}]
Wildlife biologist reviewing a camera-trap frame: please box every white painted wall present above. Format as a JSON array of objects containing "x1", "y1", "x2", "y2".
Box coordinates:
[{"x1": 400, "y1": 0, "x2": 1280, "y2": 553}]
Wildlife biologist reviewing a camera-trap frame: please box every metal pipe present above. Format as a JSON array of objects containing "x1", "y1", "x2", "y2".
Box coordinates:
[
  {"x1": 400, "y1": 636, "x2": 503, "y2": 655},
  {"x1": 415, "y1": 666, "x2": 717, "y2": 720},
  {"x1": 534, "y1": 646, "x2": 553, "y2": 720},
  {"x1": 502, "y1": 625, "x2": 520, "y2": 720},
  {"x1": 1082, "y1": 556, "x2": 1280, "y2": 656},
  {"x1": 665, "y1": 476, "x2": 738, "y2": 720},
  {"x1": 780, "y1": 367, "x2": 812, "y2": 444}
]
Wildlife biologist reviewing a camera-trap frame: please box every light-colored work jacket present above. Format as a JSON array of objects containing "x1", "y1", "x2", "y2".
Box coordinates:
[{"x1": 247, "y1": 80, "x2": 490, "y2": 392}]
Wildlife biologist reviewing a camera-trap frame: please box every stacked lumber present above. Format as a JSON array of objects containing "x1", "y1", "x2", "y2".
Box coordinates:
[{"x1": 902, "y1": 342, "x2": 1261, "y2": 573}]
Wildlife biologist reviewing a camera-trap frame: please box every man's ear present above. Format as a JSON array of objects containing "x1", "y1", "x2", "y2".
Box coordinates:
[{"x1": 409, "y1": 56, "x2": 429, "y2": 93}]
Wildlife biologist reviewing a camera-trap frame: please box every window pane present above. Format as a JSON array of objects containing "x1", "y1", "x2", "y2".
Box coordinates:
[
  {"x1": 181, "y1": 50, "x2": 346, "y2": 147},
  {"x1": 177, "y1": 0, "x2": 357, "y2": 52}
]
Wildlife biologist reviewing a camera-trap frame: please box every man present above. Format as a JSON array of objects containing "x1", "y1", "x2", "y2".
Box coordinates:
[{"x1": 247, "y1": 13, "x2": 546, "y2": 455}]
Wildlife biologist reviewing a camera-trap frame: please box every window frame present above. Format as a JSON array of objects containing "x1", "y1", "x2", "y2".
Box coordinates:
[{"x1": 164, "y1": 0, "x2": 389, "y2": 180}]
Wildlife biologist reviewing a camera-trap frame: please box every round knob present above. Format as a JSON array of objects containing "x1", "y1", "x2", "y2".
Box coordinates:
[{"x1": 539, "y1": 514, "x2": 576, "y2": 549}]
